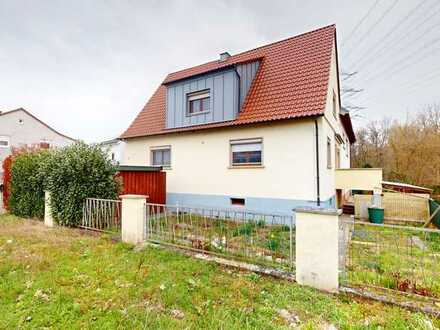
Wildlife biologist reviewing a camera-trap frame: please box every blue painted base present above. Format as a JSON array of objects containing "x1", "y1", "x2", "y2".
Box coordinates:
[{"x1": 167, "y1": 192, "x2": 335, "y2": 216}]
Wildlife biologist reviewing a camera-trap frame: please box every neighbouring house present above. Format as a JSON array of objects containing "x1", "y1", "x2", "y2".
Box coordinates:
[
  {"x1": 0, "y1": 108, "x2": 75, "y2": 176},
  {"x1": 99, "y1": 138, "x2": 125, "y2": 164},
  {"x1": 120, "y1": 25, "x2": 355, "y2": 215}
]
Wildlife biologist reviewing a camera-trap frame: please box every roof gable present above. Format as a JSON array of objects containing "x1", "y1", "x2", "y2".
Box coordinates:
[
  {"x1": 122, "y1": 25, "x2": 340, "y2": 139},
  {"x1": 0, "y1": 108, "x2": 76, "y2": 141}
]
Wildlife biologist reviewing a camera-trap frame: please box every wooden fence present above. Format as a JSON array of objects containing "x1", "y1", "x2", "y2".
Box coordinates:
[
  {"x1": 117, "y1": 166, "x2": 166, "y2": 204},
  {"x1": 354, "y1": 192, "x2": 430, "y2": 223}
]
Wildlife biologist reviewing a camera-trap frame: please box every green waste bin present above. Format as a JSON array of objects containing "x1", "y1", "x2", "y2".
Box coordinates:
[
  {"x1": 368, "y1": 207, "x2": 384, "y2": 224},
  {"x1": 429, "y1": 200, "x2": 440, "y2": 229}
]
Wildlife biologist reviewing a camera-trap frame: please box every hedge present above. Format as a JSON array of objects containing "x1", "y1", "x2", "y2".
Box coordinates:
[
  {"x1": 8, "y1": 149, "x2": 50, "y2": 218},
  {"x1": 4, "y1": 142, "x2": 120, "y2": 226},
  {"x1": 44, "y1": 142, "x2": 119, "y2": 226}
]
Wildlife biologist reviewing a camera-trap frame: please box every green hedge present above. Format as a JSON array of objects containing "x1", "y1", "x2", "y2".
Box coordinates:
[
  {"x1": 8, "y1": 150, "x2": 50, "y2": 219},
  {"x1": 45, "y1": 143, "x2": 119, "y2": 226},
  {"x1": 7, "y1": 142, "x2": 120, "y2": 226}
]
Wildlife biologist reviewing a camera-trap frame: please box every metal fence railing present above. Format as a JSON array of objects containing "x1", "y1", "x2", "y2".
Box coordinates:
[
  {"x1": 341, "y1": 220, "x2": 440, "y2": 300},
  {"x1": 145, "y1": 203, "x2": 295, "y2": 270},
  {"x1": 81, "y1": 198, "x2": 122, "y2": 233}
]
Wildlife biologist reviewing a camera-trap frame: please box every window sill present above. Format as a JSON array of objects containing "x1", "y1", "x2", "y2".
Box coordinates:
[
  {"x1": 152, "y1": 165, "x2": 172, "y2": 170},
  {"x1": 228, "y1": 165, "x2": 265, "y2": 169},
  {"x1": 186, "y1": 111, "x2": 210, "y2": 117}
]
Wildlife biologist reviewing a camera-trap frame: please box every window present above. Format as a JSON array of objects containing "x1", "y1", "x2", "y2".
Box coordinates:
[
  {"x1": 111, "y1": 152, "x2": 115, "y2": 161},
  {"x1": 0, "y1": 136, "x2": 9, "y2": 148},
  {"x1": 327, "y1": 137, "x2": 332, "y2": 169},
  {"x1": 187, "y1": 90, "x2": 210, "y2": 115},
  {"x1": 39, "y1": 142, "x2": 50, "y2": 149},
  {"x1": 151, "y1": 146, "x2": 171, "y2": 167},
  {"x1": 332, "y1": 91, "x2": 337, "y2": 118},
  {"x1": 230, "y1": 197, "x2": 245, "y2": 206},
  {"x1": 335, "y1": 143, "x2": 340, "y2": 169},
  {"x1": 230, "y1": 138, "x2": 262, "y2": 166}
]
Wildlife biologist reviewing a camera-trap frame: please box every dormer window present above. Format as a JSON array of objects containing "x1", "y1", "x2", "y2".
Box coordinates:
[{"x1": 187, "y1": 90, "x2": 210, "y2": 115}]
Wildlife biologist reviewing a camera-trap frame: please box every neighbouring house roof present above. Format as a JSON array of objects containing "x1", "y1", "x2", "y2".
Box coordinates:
[
  {"x1": 0, "y1": 108, "x2": 76, "y2": 141},
  {"x1": 382, "y1": 181, "x2": 433, "y2": 194},
  {"x1": 99, "y1": 138, "x2": 122, "y2": 146},
  {"x1": 121, "y1": 25, "x2": 355, "y2": 142}
]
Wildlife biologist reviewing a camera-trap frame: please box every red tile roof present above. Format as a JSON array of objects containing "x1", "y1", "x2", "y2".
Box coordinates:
[{"x1": 121, "y1": 25, "x2": 354, "y2": 140}]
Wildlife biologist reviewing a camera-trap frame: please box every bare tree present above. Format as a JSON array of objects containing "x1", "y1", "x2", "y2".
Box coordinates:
[{"x1": 352, "y1": 104, "x2": 440, "y2": 194}]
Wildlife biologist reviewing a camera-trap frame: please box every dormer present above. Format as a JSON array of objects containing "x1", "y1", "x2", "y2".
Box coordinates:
[{"x1": 164, "y1": 58, "x2": 261, "y2": 129}]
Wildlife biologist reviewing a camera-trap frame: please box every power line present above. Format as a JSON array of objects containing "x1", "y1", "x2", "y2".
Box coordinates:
[
  {"x1": 397, "y1": 67, "x2": 440, "y2": 89},
  {"x1": 346, "y1": 0, "x2": 428, "y2": 70},
  {"x1": 383, "y1": 67, "x2": 440, "y2": 95},
  {"x1": 344, "y1": 0, "x2": 400, "y2": 59},
  {"x1": 405, "y1": 73, "x2": 440, "y2": 94},
  {"x1": 341, "y1": 0, "x2": 381, "y2": 48},
  {"x1": 364, "y1": 41, "x2": 440, "y2": 84},
  {"x1": 352, "y1": 2, "x2": 440, "y2": 78}
]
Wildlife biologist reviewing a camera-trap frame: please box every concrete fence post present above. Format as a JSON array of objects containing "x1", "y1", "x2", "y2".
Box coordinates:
[
  {"x1": 295, "y1": 207, "x2": 341, "y2": 293},
  {"x1": 372, "y1": 187, "x2": 383, "y2": 207},
  {"x1": 44, "y1": 191, "x2": 54, "y2": 227},
  {"x1": 120, "y1": 194, "x2": 148, "y2": 244}
]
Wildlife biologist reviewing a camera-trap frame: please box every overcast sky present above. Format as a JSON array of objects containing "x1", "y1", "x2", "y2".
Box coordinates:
[{"x1": 1, "y1": 0, "x2": 438, "y2": 141}]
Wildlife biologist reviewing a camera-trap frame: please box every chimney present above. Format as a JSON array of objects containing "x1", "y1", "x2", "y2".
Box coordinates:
[{"x1": 219, "y1": 52, "x2": 231, "y2": 61}]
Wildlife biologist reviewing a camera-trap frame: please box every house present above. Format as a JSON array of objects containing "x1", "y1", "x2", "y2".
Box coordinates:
[
  {"x1": 99, "y1": 138, "x2": 125, "y2": 164},
  {"x1": 120, "y1": 25, "x2": 355, "y2": 215},
  {"x1": 0, "y1": 108, "x2": 75, "y2": 170}
]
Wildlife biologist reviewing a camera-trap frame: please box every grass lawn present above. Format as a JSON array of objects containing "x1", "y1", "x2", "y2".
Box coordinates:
[{"x1": 0, "y1": 214, "x2": 439, "y2": 329}]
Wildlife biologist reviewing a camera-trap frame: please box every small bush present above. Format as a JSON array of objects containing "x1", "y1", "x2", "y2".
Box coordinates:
[
  {"x1": 44, "y1": 142, "x2": 119, "y2": 226},
  {"x1": 233, "y1": 222, "x2": 255, "y2": 237},
  {"x1": 266, "y1": 231, "x2": 281, "y2": 251},
  {"x1": 256, "y1": 219, "x2": 266, "y2": 227}
]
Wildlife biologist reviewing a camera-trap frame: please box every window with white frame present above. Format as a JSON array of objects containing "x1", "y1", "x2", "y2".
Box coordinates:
[
  {"x1": 332, "y1": 91, "x2": 338, "y2": 119},
  {"x1": 151, "y1": 146, "x2": 171, "y2": 167},
  {"x1": 230, "y1": 138, "x2": 263, "y2": 166},
  {"x1": 187, "y1": 90, "x2": 210, "y2": 115},
  {"x1": 335, "y1": 143, "x2": 341, "y2": 169},
  {"x1": 327, "y1": 137, "x2": 332, "y2": 169},
  {"x1": 0, "y1": 136, "x2": 10, "y2": 148}
]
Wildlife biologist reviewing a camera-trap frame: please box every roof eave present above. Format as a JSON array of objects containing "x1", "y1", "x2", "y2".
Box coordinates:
[{"x1": 120, "y1": 112, "x2": 325, "y2": 140}]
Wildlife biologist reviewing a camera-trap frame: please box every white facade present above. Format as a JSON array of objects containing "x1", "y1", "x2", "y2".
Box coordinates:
[
  {"x1": 122, "y1": 40, "x2": 352, "y2": 214},
  {"x1": 99, "y1": 139, "x2": 125, "y2": 164},
  {"x1": 0, "y1": 108, "x2": 75, "y2": 174}
]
